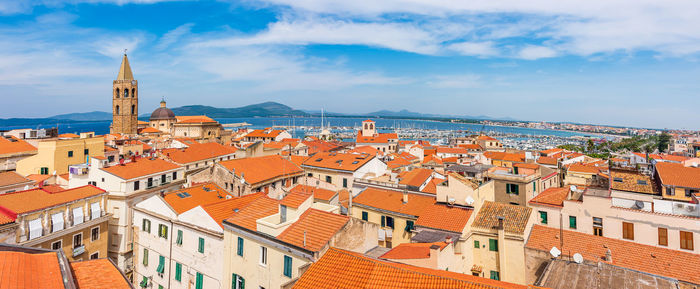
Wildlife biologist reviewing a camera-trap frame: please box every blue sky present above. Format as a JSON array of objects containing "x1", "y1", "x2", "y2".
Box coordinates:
[{"x1": 1, "y1": 1, "x2": 699, "y2": 129}]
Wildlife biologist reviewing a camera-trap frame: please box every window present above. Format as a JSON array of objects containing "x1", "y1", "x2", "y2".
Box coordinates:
[
  {"x1": 283, "y1": 255, "x2": 293, "y2": 278},
  {"x1": 134, "y1": 181, "x2": 140, "y2": 191},
  {"x1": 40, "y1": 167, "x2": 48, "y2": 175},
  {"x1": 490, "y1": 271, "x2": 500, "y2": 281},
  {"x1": 68, "y1": 150, "x2": 74, "y2": 158},
  {"x1": 176, "y1": 230, "x2": 183, "y2": 245},
  {"x1": 195, "y1": 272, "x2": 203, "y2": 289},
  {"x1": 198, "y1": 237, "x2": 205, "y2": 253},
  {"x1": 131, "y1": 105, "x2": 135, "y2": 115},
  {"x1": 506, "y1": 183, "x2": 519, "y2": 194},
  {"x1": 116, "y1": 105, "x2": 120, "y2": 115},
  {"x1": 637, "y1": 180, "x2": 647, "y2": 185},
  {"x1": 539, "y1": 211, "x2": 548, "y2": 224},
  {"x1": 158, "y1": 224, "x2": 168, "y2": 239},
  {"x1": 361, "y1": 211, "x2": 368, "y2": 221},
  {"x1": 147, "y1": 177, "x2": 153, "y2": 188},
  {"x1": 405, "y1": 220, "x2": 414, "y2": 232},
  {"x1": 140, "y1": 276, "x2": 148, "y2": 288},
  {"x1": 91, "y1": 227, "x2": 100, "y2": 241},
  {"x1": 622, "y1": 222, "x2": 634, "y2": 240},
  {"x1": 90, "y1": 252, "x2": 99, "y2": 260},
  {"x1": 593, "y1": 217, "x2": 603, "y2": 236},
  {"x1": 686, "y1": 189, "x2": 698, "y2": 197},
  {"x1": 237, "y1": 237, "x2": 244, "y2": 256},
  {"x1": 84, "y1": 149, "x2": 89, "y2": 155},
  {"x1": 143, "y1": 249, "x2": 148, "y2": 266},
  {"x1": 384, "y1": 216, "x2": 394, "y2": 229},
  {"x1": 161, "y1": 174, "x2": 166, "y2": 184},
  {"x1": 172, "y1": 172, "x2": 177, "y2": 180},
  {"x1": 489, "y1": 239, "x2": 498, "y2": 252},
  {"x1": 342, "y1": 178, "x2": 348, "y2": 188},
  {"x1": 474, "y1": 240, "x2": 480, "y2": 248},
  {"x1": 142, "y1": 219, "x2": 151, "y2": 233},
  {"x1": 175, "y1": 262, "x2": 182, "y2": 281},
  {"x1": 73, "y1": 233, "x2": 82, "y2": 249},
  {"x1": 232, "y1": 274, "x2": 245, "y2": 289},
  {"x1": 157, "y1": 255, "x2": 165, "y2": 274},
  {"x1": 666, "y1": 187, "x2": 674, "y2": 196},
  {"x1": 569, "y1": 216, "x2": 577, "y2": 229},
  {"x1": 680, "y1": 231, "x2": 694, "y2": 250},
  {"x1": 260, "y1": 246, "x2": 267, "y2": 265},
  {"x1": 658, "y1": 228, "x2": 668, "y2": 246},
  {"x1": 52, "y1": 241, "x2": 62, "y2": 250},
  {"x1": 613, "y1": 177, "x2": 623, "y2": 182},
  {"x1": 325, "y1": 176, "x2": 332, "y2": 183}
]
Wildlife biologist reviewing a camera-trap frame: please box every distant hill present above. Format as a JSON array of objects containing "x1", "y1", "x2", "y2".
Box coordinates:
[
  {"x1": 51, "y1": 111, "x2": 112, "y2": 121},
  {"x1": 366, "y1": 109, "x2": 518, "y2": 121},
  {"x1": 168, "y1": 102, "x2": 309, "y2": 118}
]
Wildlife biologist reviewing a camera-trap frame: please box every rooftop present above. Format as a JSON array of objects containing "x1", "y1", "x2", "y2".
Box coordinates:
[
  {"x1": 288, "y1": 184, "x2": 338, "y2": 202},
  {"x1": 302, "y1": 152, "x2": 374, "y2": 172},
  {"x1": 0, "y1": 185, "x2": 105, "y2": 220},
  {"x1": 610, "y1": 170, "x2": 656, "y2": 194},
  {"x1": 415, "y1": 203, "x2": 473, "y2": 233},
  {"x1": 352, "y1": 187, "x2": 435, "y2": 217},
  {"x1": 279, "y1": 189, "x2": 312, "y2": 208},
  {"x1": 101, "y1": 157, "x2": 181, "y2": 180},
  {"x1": 398, "y1": 168, "x2": 433, "y2": 187},
  {"x1": 219, "y1": 155, "x2": 303, "y2": 186},
  {"x1": 0, "y1": 171, "x2": 32, "y2": 188},
  {"x1": 225, "y1": 196, "x2": 279, "y2": 231},
  {"x1": 0, "y1": 135, "x2": 36, "y2": 156},
  {"x1": 175, "y1": 115, "x2": 217, "y2": 124},
  {"x1": 655, "y1": 162, "x2": 700, "y2": 189},
  {"x1": 471, "y1": 201, "x2": 532, "y2": 235},
  {"x1": 245, "y1": 128, "x2": 285, "y2": 138},
  {"x1": 276, "y1": 209, "x2": 349, "y2": 252},
  {"x1": 162, "y1": 142, "x2": 237, "y2": 164},
  {"x1": 356, "y1": 131, "x2": 398, "y2": 144},
  {"x1": 70, "y1": 258, "x2": 132, "y2": 289},
  {"x1": 529, "y1": 187, "x2": 570, "y2": 207},
  {"x1": 380, "y1": 242, "x2": 447, "y2": 260},
  {"x1": 201, "y1": 193, "x2": 265, "y2": 229},
  {"x1": 536, "y1": 259, "x2": 678, "y2": 289},
  {"x1": 162, "y1": 183, "x2": 230, "y2": 214}
]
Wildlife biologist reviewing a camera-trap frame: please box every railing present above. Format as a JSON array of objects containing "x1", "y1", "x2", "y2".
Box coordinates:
[{"x1": 145, "y1": 176, "x2": 173, "y2": 189}]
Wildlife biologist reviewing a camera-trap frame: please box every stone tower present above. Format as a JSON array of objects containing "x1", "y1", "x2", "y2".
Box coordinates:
[{"x1": 110, "y1": 53, "x2": 138, "y2": 135}]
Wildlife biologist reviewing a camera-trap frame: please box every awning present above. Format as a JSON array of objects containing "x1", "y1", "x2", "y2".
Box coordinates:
[
  {"x1": 378, "y1": 228, "x2": 385, "y2": 241},
  {"x1": 90, "y1": 202, "x2": 101, "y2": 220},
  {"x1": 28, "y1": 218, "x2": 42, "y2": 240},
  {"x1": 51, "y1": 212, "x2": 64, "y2": 233},
  {"x1": 72, "y1": 207, "x2": 84, "y2": 225}
]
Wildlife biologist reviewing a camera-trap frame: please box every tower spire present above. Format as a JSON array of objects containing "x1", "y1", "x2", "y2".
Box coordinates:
[{"x1": 116, "y1": 52, "x2": 134, "y2": 80}]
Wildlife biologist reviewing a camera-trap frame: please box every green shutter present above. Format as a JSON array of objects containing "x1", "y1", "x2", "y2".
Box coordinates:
[
  {"x1": 237, "y1": 237, "x2": 244, "y2": 256},
  {"x1": 539, "y1": 211, "x2": 548, "y2": 224},
  {"x1": 489, "y1": 239, "x2": 498, "y2": 252},
  {"x1": 156, "y1": 255, "x2": 165, "y2": 274},
  {"x1": 140, "y1": 276, "x2": 148, "y2": 288},
  {"x1": 474, "y1": 240, "x2": 480, "y2": 248},
  {"x1": 380, "y1": 215, "x2": 385, "y2": 227},
  {"x1": 176, "y1": 230, "x2": 183, "y2": 245},
  {"x1": 490, "y1": 271, "x2": 500, "y2": 280},
  {"x1": 196, "y1": 272, "x2": 203, "y2": 289},
  {"x1": 241, "y1": 277, "x2": 245, "y2": 289},
  {"x1": 405, "y1": 220, "x2": 414, "y2": 232},
  {"x1": 569, "y1": 216, "x2": 577, "y2": 229},
  {"x1": 143, "y1": 219, "x2": 150, "y2": 233},
  {"x1": 143, "y1": 249, "x2": 148, "y2": 266},
  {"x1": 361, "y1": 211, "x2": 368, "y2": 221},
  {"x1": 232, "y1": 274, "x2": 237, "y2": 289},
  {"x1": 175, "y1": 262, "x2": 182, "y2": 281},
  {"x1": 198, "y1": 237, "x2": 205, "y2": 253},
  {"x1": 159, "y1": 285, "x2": 163, "y2": 289},
  {"x1": 283, "y1": 255, "x2": 292, "y2": 277}
]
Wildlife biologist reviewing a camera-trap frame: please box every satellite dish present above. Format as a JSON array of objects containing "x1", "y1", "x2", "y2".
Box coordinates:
[
  {"x1": 569, "y1": 185, "x2": 577, "y2": 191},
  {"x1": 465, "y1": 196, "x2": 475, "y2": 206},
  {"x1": 634, "y1": 201, "x2": 644, "y2": 209},
  {"x1": 573, "y1": 253, "x2": 583, "y2": 264},
  {"x1": 550, "y1": 246, "x2": 561, "y2": 258}
]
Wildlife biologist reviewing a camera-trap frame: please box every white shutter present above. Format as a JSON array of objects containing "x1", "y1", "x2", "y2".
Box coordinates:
[
  {"x1": 51, "y1": 212, "x2": 64, "y2": 233},
  {"x1": 385, "y1": 228, "x2": 392, "y2": 238},
  {"x1": 377, "y1": 228, "x2": 385, "y2": 241},
  {"x1": 72, "y1": 207, "x2": 84, "y2": 225},
  {"x1": 90, "y1": 202, "x2": 101, "y2": 220},
  {"x1": 28, "y1": 218, "x2": 42, "y2": 240}
]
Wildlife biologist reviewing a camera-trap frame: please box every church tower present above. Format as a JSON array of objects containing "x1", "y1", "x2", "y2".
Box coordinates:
[{"x1": 110, "y1": 53, "x2": 139, "y2": 135}]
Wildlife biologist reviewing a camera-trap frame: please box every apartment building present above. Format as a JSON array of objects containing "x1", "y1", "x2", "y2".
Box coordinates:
[
  {"x1": 485, "y1": 164, "x2": 543, "y2": 206},
  {"x1": 160, "y1": 142, "x2": 238, "y2": 173},
  {"x1": 0, "y1": 171, "x2": 35, "y2": 194},
  {"x1": 436, "y1": 172, "x2": 495, "y2": 206},
  {"x1": 301, "y1": 152, "x2": 387, "y2": 190},
  {"x1": 356, "y1": 119, "x2": 398, "y2": 153},
  {"x1": 0, "y1": 185, "x2": 109, "y2": 261},
  {"x1": 16, "y1": 134, "x2": 104, "y2": 175},
  {"x1": 0, "y1": 135, "x2": 37, "y2": 172},
  {"x1": 242, "y1": 128, "x2": 292, "y2": 143}
]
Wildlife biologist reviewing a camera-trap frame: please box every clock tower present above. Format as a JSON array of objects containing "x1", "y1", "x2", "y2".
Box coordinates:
[{"x1": 110, "y1": 52, "x2": 139, "y2": 135}]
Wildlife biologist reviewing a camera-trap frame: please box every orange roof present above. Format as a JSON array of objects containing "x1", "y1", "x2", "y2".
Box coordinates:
[
  {"x1": 289, "y1": 184, "x2": 338, "y2": 202},
  {"x1": 528, "y1": 187, "x2": 569, "y2": 207},
  {"x1": 302, "y1": 152, "x2": 375, "y2": 172},
  {"x1": 0, "y1": 171, "x2": 32, "y2": 188},
  {"x1": 457, "y1": 144, "x2": 482, "y2": 150},
  {"x1": 420, "y1": 178, "x2": 445, "y2": 194},
  {"x1": 436, "y1": 147, "x2": 469, "y2": 154},
  {"x1": 70, "y1": 258, "x2": 131, "y2": 289},
  {"x1": 58, "y1": 173, "x2": 69, "y2": 181},
  {"x1": 415, "y1": 203, "x2": 472, "y2": 233},
  {"x1": 302, "y1": 140, "x2": 341, "y2": 154},
  {"x1": 567, "y1": 163, "x2": 605, "y2": 174},
  {"x1": 104, "y1": 145, "x2": 117, "y2": 152},
  {"x1": 539, "y1": 148, "x2": 563, "y2": 155},
  {"x1": 349, "y1": 145, "x2": 383, "y2": 156},
  {"x1": 175, "y1": 115, "x2": 216, "y2": 123},
  {"x1": 513, "y1": 163, "x2": 540, "y2": 170},
  {"x1": 526, "y1": 225, "x2": 700, "y2": 285},
  {"x1": 387, "y1": 157, "x2": 412, "y2": 170},
  {"x1": 245, "y1": 128, "x2": 285, "y2": 138},
  {"x1": 422, "y1": 154, "x2": 443, "y2": 165},
  {"x1": 102, "y1": 157, "x2": 181, "y2": 180},
  {"x1": 280, "y1": 189, "x2": 312, "y2": 208},
  {"x1": 138, "y1": 127, "x2": 162, "y2": 134},
  {"x1": 536, "y1": 156, "x2": 557, "y2": 165},
  {"x1": 0, "y1": 185, "x2": 105, "y2": 219},
  {"x1": 380, "y1": 242, "x2": 447, "y2": 260},
  {"x1": 353, "y1": 187, "x2": 435, "y2": 217},
  {"x1": 472, "y1": 201, "x2": 532, "y2": 234},
  {"x1": 41, "y1": 184, "x2": 65, "y2": 193},
  {"x1": 263, "y1": 141, "x2": 290, "y2": 150},
  {"x1": 656, "y1": 162, "x2": 700, "y2": 188},
  {"x1": 483, "y1": 151, "x2": 525, "y2": 163},
  {"x1": 58, "y1": 133, "x2": 80, "y2": 138},
  {"x1": 163, "y1": 183, "x2": 230, "y2": 214},
  {"x1": 0, "y1": 251, "x2": 64, "y2": 288},
  {"x1": 356, "y1": 131, "x2": 398, "y2": 144},
  {"x1": 289, "y1": 155, "x2": 309, "y2": 167},
  {"x1": 201, "y1": 193, "x2": 265, "y2": 229},
  {"x1": 277, "y1": 209, "x2": 349, "y2": 252},
  {"x1": 225, "y1": 196, "x2": 279, "y2": 231},
  {"x1": 162, "y1": 142, "x2": 237, "y2": 164},
  {"x1": 219, "y1": 155, "x2": 303, "y2": 186},
  {"x1": 398, "y1": 168, "x2": 433, "y2": 187},
  {"x1": 610, "y1": 170, "x2": 655, "y2": 194},
  {"x1": 441, "y1": 157, "x2": 459, "y2": 164},
  {"x1": 477, "y1": 135, "x2": 498, "y2": 141},
  {"x1": 292, "y1": 247, "x2": 533, "y2": 289},
  {"x1": 0, "y1": 135, "x2": 36, "y2": 156}
]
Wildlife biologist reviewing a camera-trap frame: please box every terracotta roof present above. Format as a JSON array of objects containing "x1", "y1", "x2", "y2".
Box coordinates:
[
  {"x1": 472, "y1": 201, "x2": 532, "y2": 234},
  {"x1": 356, "y1": 131, "x2": 398, "y2": 144},
  {"x1": 163, "y1": 183, "x2": 230, "y2": 214},
  {"x1": 219, "y1": 155, "x2": 303, "y2": 186},
  {"x1": 610, "y1": 170, "x2": 655, "y2": 194},
  {"x1": 302, "y1": 152, "x2": 375, "y2": 172},
  {"x1": 387, "y1": 157, "x2": 412, "y2": 170},
  {"x1": 263, "y1": 141, "x2": 290, "y2": 150},
  {"x1": 655, "y1": 162, "x2": 700, "y2": 189},
  {"x1": 353, "y1": 187, "x2": 435, "y2": 217},
  {"x1": 104, "y1": 145, "x2": 117, "y2": 152},
  {"x1": 70, "y1": 258, "x2": 131, "y2": 289},
  {"x1": 422, "y1": 154, "x2": 443, "y2": 165},
  {"x1": 528, "y1": 187, "x2": 569, "y2": 207},
  {"x1": 138, "y1": 127, "x2": 162, "y2": 134},
  {"x1": 457, "y1": 144, "x2": 482, "y2": 150},
  {"x1": 567, "y1": 163, "x2": 605, "y2": 174},
  {"x1": 420, "y1": 178, "x2": 446, "y2": 194},
  {"x1": 292, "y1": 247, "x2": 534, "y2": 289},
  {"x1": 477, "y1": 135, "x2": 498, "y2": 141},
  {"x1": 245, "y1": 128, "x2": 285, "y2": 138},
  {"x1": 41, "y1": 185, "x2": 65, "y2": 193},
  {"x1": 513, "y1": 163, "x2": 540, "y2": 170},
  {"x1": 436, "y1": 147, "x2": 469, "y2": 155},
  {"x1": 0, "y1": 171, "x2": 32, "y2": 188},
  {"x1": 289, "y1": 155, "x2": 309, "y2": 167},
  {"x1": 483, "y1": 151, "x2": 525, "y2": 163},
  {"x1": 526, "y1": 225, "x2": 700, "y2": 285},
  {"x1": 277, "y1": 209, "x2": 349, "y2": 252},
  {"x1": 0, "y1": 135, "x2": 36, "y2": 156},
  {"x1": 102, "y1": 157, "x2": 181, "y2": 180},
  {"x1": 0, "y1": 185, "x2": 105, "y2": 219},
  {"x1": 349, "y1": 145, "x2": 383, "y2": 156},
  {"x1": 280, "y1": 189, "x2": 312, "y2": 208},
  {"x1": 175, "y1": 115, "x2": 216, "y2": 124},
  {"x1": 225, "y1": 196, "x2": 279, "y2": 231},
  {"x1": 162, "y1": 142, "x2": 237, "y2": 164},
  {"x1": 540, "y1": 148, "x2": 563, "y2": 155},
  {"x1": 58, "y1": 133, "x2": 80, "y2": 138},
  {"x1": 536, "y1": 156, "x2": 558, "y2": 165},
  {"x1": 201, "y1": 193, "x2": 265, "y2": 229},
  {"x1": 0, "y1": 251, "x2": 64, "y2": 288},
  {"x1": 289, "y1": 184, "x2": 337, "y2": 202},
  {"x1": 302, "y1": 140, "x2": 342, "y2": 154},
  {"x1": 398, "y1": 168, "x2": 433, "y2": 187},
  {"x1": 415, "y1": 203, "x2": 473, "y2": 233},
  {"x1": 380, "y1": 242, "x2": 447, "y2": 260}
]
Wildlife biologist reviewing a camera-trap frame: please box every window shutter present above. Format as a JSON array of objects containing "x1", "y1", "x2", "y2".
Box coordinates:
[
  {"x1": 198, "y1": 237, "x2": 205, "y2": 253},
  {"x1": 196, "y1": 272, "x2": 203, "y2": 289},
  {"x1": 175, "y1": 262, "x2": 182, "y2": 281},
  {"x1": 489, "y1": 239, "x2": 498, "y2": 252},
  {"x1": 284, "y1": 255, "x2": 292, "y2": 277},
  {"x1": 474, "y1": 240, "x2": 480, "y2": 248},
  {"x1": 157, "y1": 255, "x2": 165, "y2": 274},
  {"x1": 380, "y1": 216, "x2": 385, "y2": 227},
  {"x1": 237, "y1": 237, "x2": 244, "y2": 256},
  {"x1": 143, "y1": 249, "x2": 148, "y2": 266},
  {"x1": 176, "y1": 230, "x2": 183, "y2": 245},
  {"x1": 569, "y1": 216, "x2": 576, "y2": 229}
]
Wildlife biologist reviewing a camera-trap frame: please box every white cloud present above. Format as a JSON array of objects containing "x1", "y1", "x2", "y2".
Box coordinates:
[
  {"x1": 447, "y1": 41, "x2": 498, "y2": 57},
  {"x1": 156, "y1": 23, "x2": 194, "y2": 50},
  {"x1": 518, "y1": 45, "x2": 557, "y2": 60}
]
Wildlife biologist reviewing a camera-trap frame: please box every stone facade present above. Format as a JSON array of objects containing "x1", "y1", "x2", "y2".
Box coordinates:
[{"x1": 111, "y1": 54, "x2": 138, "y2": 135}]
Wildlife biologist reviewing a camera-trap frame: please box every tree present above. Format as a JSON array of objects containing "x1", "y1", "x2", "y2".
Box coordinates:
[{"x1": 657, "y1": 132, "x2": 671, "y2": 153}]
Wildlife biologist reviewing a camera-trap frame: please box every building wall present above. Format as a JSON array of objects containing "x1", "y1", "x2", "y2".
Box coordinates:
[
  {"x1": 304, "y1": 167, "x2": 354, "y2": 190},
  {"x1": 0, "y1": 152, "x2": 37, "y2": 172},
  {"x1": 492, "y1": 177, "x2": 537, "y2": 206},
  {"x1": 16, "y1": 136, "x2": 105, "y2": 175},
  {"x1": 111, "y1": 79, "x2": 138, "y2": 135},
  {"x1": 36, "y1": 218, "x2": 109, "y2": 261},
  {"x1": 350, "y1": 205, "x2": 414, "y2": 248},
  {"x1": 468, "y1": 231, "x2": 527, "y2": 284}
]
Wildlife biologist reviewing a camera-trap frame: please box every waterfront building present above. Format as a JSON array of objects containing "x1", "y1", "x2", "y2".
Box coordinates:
[
  {"x1": 0, "y1": 171, "x2": 35, "y2": 194},
  {"x1": 15, "y1": 134, "x2": 104, "y2": 176},
  {"x1": 242, "y1": 128, "x2": 292, "y2": 144},
  {"x1": 356, "y1": 119, "x2": 398, "y2": 153},
  {"x1": 301, "y1": 151, "x2": 387, "y2": 190}
]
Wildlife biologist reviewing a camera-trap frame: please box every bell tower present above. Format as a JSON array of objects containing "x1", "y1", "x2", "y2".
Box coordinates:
[{"x1": 110, "y1": 52, "x2": 139, "y2": 135}]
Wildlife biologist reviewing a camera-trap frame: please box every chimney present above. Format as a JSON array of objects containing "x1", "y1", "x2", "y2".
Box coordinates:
[
  {"x1": 429, "y1": 244, "x2": 440, "y2": 266},
  {"x1": 445, "y1": 236, "x2": 452, "y2": 244},
  {"x1": 605, "y1": 249, "x2": 612, "y2": 262},
  {"x1": 402, "y1": 189, "x2": 408, "y2": 204},
  {"x1": 496, "y1": 216, "x2": 506, "y2": 281}
]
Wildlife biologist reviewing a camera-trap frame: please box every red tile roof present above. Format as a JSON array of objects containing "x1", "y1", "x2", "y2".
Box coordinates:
[
  {"x1": 348, "y1": 145, "x2": 383, "y2": 156},
  {"x1": 201, "y1": 193, "x2": 265, "y2": 229},
  {"x1": 0, "y1": 171, "x2": 32, "y2": 188},
  {"x1": 387, "y1": 157, "x2": 412, "y2": 170},
  {"x1": 353, "y1": 187, "x2": 435, "y2": 217},
  {"x1": 70, "y1": 258, "x2": 131, "y2": 289},
  {"x1": 420, "y1": 178, "x2": 445, "y2": 194},
  {"x1": 162, "y1": 142, "x2": 237, "y2": 164},
  {"x1": 472, "y1": 201, "x2": 532, "y2": 234},
  {"x1": 655, "y1": 162, "x2": 700, "y2": 189},
  {"x1": 415, "y1": 203, "x2": 473, "y2": 233},
  {"x1": 528, "y1": 187, "x2": 569, "y2": 207},
  {"x1": 483, "y1": 151, "x2": 525, "y2": 163},
  {"x1": 0, "y1": 136, "x2": 36, "y2": 156},
  {"x1": 138, "y1": 127, "x2": 162, "y2": 134},
  {"x1": 302, "y1": 140, "x2": 341, "y2": 154},
  {"x1": 292, "y1": 247, "x2": 534, "y2": 289},
  {"x1": 220, "y1": 155, "x2": 303, "y2": 186},
  {"x1": 526, "y1": 225, "x2": 700, "y2": 285},
  {"x1": 380, "y1": 242, "x2": 447, "y2": 259},
  {"x1": 277, "y1": 209, "x2": 349, "y2": 252},
  {"x1": 289, "y1": 185, "x2": 338, "y2": 202},
  {"x1": 163, "y1": 183, "x2": 230, "y2": 214},
  {"x1": 0, "y1": 185, "x2": 105, "y2": 220},
  {"x1": 245, "y1": 128, "x2": 285, "y2": 138},
  {"x1": 58, "y1": 133, "x2": 80, "y2": 138},
  {"x1": 302, "y1": 152, "x2": 375, "y2": 172},
  {"x1": 102, "y1": 157, "x2": 181, "y2": 180},
  {"x1": 398, "y1": 168, "x2": 433, "y2": 187},
  {"x1": 225, "y1": 196, "x2": 279, "y2": 231},
  {"x1": 175, "y1": 115, "x2": 216, "y2": 123},
  {"x1": 436, "y1": 147, "x2": 469, "y2": 155},
  {"x1": 0, "y1": 251, "x2": 65, "y2": 288},
  {"x1": 536, "y1": 156, "x2": 557, "y2": 165},
  {"x1": 280, "y1": 189, "x2": 312, "y2": 208},
  {"x1": 566, "y1": 163, "x2": 605, "y2": 174},
  {"x1": 356, "y1": 131, "x2": 398, "y2": 144}
]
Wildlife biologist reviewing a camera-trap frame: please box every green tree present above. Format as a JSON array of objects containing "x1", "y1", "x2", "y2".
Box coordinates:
[{"x1": 657, "y1": 132, "x2": 671, "y2": 153}]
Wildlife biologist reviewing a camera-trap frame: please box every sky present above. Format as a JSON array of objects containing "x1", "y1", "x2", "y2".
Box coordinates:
[{"x1": 0, "y1": 1, "x2": 699, "y2": 129}]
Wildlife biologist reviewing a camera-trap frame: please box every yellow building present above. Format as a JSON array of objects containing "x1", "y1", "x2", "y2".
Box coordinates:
[{"x1": 16, "y1": 134, "x2": 104, "y2": 175}]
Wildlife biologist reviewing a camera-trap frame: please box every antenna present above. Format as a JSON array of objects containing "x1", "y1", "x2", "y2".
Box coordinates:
[{"x1": 573, "y1": 253, "x2": 583, "y2": 264}]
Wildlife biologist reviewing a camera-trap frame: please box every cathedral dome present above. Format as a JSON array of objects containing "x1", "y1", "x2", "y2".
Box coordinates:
[{"x1": 150, "y1": 99, "x2": 176, "y2": 121}]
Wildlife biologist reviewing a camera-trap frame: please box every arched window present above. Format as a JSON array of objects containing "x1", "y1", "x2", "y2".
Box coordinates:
[
  {"x1": 124, "y1": 89, "x2": 129, "y2": 98},
  {"x1": 115, "y1": 105, "x2": 120, "y2": 114},
  {"x1": 131, "y1": 105, "x2": 135, "y2": 114},
  {"x1": 370, "y1": 123, "x2": 374, "y2": 130},
  {"x1": 131, "y1": 88, "x2": 135, "y2": 98},
  {"x1": 364, "y1": 123, "x2": 368, "y2": 129},
  {"x1": 115, "y1": 88, "x2": 120, "y2": 98}
]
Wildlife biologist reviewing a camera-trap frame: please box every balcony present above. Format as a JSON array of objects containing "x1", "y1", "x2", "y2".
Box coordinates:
[
  {"x1": 145, "y1": 175, "x2": 173, "y2": 190},
  {"x1": 72, "y1": 245, "x2": 86, "y2": 257}
]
